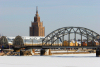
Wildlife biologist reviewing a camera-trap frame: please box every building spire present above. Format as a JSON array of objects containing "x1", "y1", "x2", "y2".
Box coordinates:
[
  {"x1": 36, "y1": 6, "x2": 38, "y2": 13},
  {"x1": 34, "y1": 6, "x2": 40, "y2": 22},
  {"x1": 35, "y1": 6, "x2": 39, "y2": 17}
]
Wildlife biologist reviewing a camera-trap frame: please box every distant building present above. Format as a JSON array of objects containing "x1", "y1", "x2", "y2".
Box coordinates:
[{"x1": 30, "y1": 7, "x2": 45, "y2": 36}]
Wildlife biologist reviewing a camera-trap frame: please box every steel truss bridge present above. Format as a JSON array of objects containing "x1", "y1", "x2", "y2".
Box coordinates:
[{"x1": 41, "y1": 27, "x2": 100, "y2": 49}]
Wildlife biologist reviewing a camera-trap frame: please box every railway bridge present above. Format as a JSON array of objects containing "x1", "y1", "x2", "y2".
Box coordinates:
[
  {"x1": 41, "y1": 27, "x2": 100, "y2": 56},
  {"x1": 42, "y1": 27, "x2": 100, "y2": 47},
  {"x1": 0, "y1": 27, "x2": 100, "y2": 56}
]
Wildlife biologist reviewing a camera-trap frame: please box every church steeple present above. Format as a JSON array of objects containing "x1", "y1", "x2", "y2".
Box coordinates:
[{"x1": 34, "y1": 6, "x2": 40, "y2": 22}]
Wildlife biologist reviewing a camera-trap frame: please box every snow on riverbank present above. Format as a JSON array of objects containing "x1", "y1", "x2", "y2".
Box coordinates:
[
  {"x1": 0, "y1": 53, "x2": 100, "y2": 67},
  {"x1": 52, "y1": 53, "x2": 96, "y2": 56}
]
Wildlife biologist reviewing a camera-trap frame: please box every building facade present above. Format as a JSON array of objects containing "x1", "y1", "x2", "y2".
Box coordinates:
[{"x1": 30, "y1": 7, "x2": 45, "y2": 36}]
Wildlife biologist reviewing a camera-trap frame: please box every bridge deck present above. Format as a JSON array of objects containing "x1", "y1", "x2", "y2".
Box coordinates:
[{"x1": 22, "y1": 46, "x2": 98, "y2": 49}]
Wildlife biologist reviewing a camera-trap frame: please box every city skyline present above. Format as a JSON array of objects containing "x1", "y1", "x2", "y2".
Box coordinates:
[{"x1": 0, "y1": 0, "x2": 100, "y2": 37}]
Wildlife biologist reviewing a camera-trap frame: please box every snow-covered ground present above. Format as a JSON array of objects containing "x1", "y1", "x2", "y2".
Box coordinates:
[{"x1": 0, "y1": 53, "x2": 100, "y2": 67}]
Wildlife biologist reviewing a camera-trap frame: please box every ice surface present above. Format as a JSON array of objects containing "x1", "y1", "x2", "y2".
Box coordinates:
[{"x1": 0, "y1": 53, "x2": 100, "y2": 67}]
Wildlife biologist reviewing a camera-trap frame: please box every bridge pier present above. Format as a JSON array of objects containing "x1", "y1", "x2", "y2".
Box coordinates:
[
  {"x1": 31, "y1": 49, "x2": 35, "y2": 55},
  {"x1": 96, "y1": 46, "x2": 100, "y2": 57},
  {"x1": 40, "y1": 49, "x2": 51, "y2": 56},
  {"x1": 20, "y1": 49, "x2": 35, "y2": 56},
  {"x1": 20, "y1": 50, "x2": 32, "y2": 56},
  {"x1": 14, "y1": 48, "x2": 21, "y2": 52},
  {"x1": 13, "y1": 48, "x2": 35, "y2": 56}
]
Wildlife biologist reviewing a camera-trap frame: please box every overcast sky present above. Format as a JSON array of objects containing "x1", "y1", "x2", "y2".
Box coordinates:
[{"x1": 0, "y1": 0, "x2": 100, "y2": 37}]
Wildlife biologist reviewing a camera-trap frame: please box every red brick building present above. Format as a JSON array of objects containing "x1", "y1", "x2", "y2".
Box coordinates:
[{"x1": 30, "y1": 7, "x2": 45, "y2": 36}]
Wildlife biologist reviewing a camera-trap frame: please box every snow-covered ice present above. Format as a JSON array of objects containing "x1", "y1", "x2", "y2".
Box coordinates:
[{"x1": 0, "y1": 53, "x2": 100, "y2": 67}]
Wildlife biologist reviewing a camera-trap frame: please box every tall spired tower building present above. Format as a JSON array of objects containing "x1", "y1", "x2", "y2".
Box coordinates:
[{"x1": 30, "y1": 7, "x2": 45, "y2": 36}]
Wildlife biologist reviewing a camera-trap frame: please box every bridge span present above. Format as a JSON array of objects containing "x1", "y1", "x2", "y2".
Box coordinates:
[{"x1": 42, "y1": 27, "x2": 100, "y2": 47}]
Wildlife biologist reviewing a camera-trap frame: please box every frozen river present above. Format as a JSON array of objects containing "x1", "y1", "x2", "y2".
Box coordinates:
[{"x1": 0, "y1": 53, "x2": 100, "y2": 67}]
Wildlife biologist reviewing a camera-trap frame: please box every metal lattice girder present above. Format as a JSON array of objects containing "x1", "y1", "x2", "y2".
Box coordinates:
[
  {"x1": 13, "y1": 35, "x2": 24, "y2": 47},
  {"x1": 0, "y1": 36, "x2": 8, "y2": 46},
  {"x1": 42, "y1": 27, "x2": 100, "y2": 46}
]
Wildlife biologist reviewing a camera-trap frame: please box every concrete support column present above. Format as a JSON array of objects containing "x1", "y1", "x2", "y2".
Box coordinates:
[
  {"x1": 31, "y1": 49, "x2": 35, "y2": 55},
  {"x1": 1, "y1": 48, "x2": 3, "y2": 52},
  {"x1": 20, "y1": 50, "x2": 32, "y2": 56},
  {"x1": 40, "y1": 49, "x2": 51, "y2": 55},
  {"x1": 14, "y1": 48, "x2": 21, "y2": 52},
  {"x1": 96, "y1": 47, "x2": 100, "y2": 57},
  {"x1": 99, "y1": 41, "x2": 100, "y2": 46}
]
